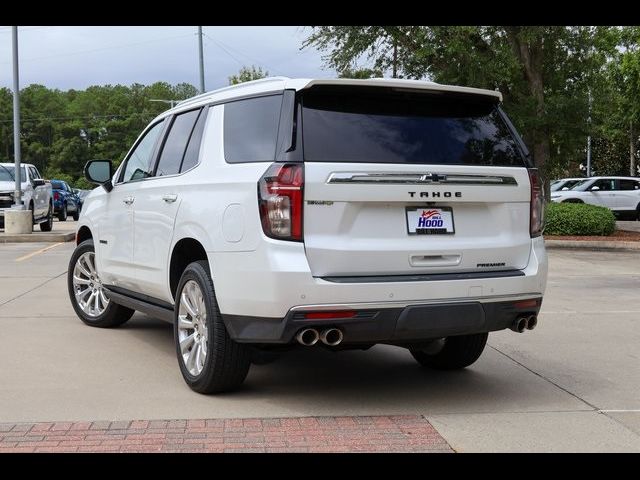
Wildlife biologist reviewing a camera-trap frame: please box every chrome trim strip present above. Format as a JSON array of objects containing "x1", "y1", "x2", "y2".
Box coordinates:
[
  {"x1": 289, "y1": 293, "x2": 542, "y2": 312},
  {"x1": 326, "y1": 172, "x2": 518, "y2": 186}
]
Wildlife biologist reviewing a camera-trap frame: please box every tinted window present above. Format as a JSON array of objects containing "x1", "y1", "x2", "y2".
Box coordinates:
[
  {"x1": 301, "y1": 87, "x2": 525, "y2": 166},
  {"x1": 121, "y1": 120, "x2": 165, "y2": 183},
  {"x1": 593, "y1": 179, "x2": 615, "y2": 191},
  {"x1": 156, "y1": 109, "x2": 201, "y2": 177},
  {"x1": 181, "y1": 108, "x2": 208, "y2": 173},
  {"x1": 224, "y1": 95, "x2": 282, "y2": 163},
  {"x1": 618, "y1": 179, "x2": 640, "y2": 191},
  {"x1": 51, "y1": 181, "x2": 64, "y2": 190},
  {"x1": 29, "y1": 167, "x2": 40, "y2": 180}
]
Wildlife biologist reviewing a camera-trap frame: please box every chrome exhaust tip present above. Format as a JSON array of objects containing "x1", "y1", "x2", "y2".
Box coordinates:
[
  {"x1": 526, "y1": 315, "x2": 538, "y2": 330},
  {"x1": 510, "y1": 316, "x2": 528, "y2": 333},
  {"x1": 320, "y1": 328, "x2": 344, "y2": 346},
  {"x1": 296, "y1": 328, "x2": 320, "y2": 346}
]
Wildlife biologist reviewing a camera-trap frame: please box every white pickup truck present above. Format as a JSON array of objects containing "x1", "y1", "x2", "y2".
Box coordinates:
[{"x1": 0, "y1": 163, "x2": 53, "y2": 231}]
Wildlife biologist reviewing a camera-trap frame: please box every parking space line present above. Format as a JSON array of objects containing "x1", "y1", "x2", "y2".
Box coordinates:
[{"x1": 15, "y1": 242, "x2": 64, "y2": 262}]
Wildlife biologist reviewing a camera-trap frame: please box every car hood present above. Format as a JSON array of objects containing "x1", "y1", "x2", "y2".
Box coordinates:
[{"x1": 0, "y1": 180, "x2": 26, "y2": 192}]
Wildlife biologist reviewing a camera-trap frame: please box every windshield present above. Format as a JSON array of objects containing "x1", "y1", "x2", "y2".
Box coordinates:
[
  {"x1": 301, "y1": 87, "x2": 526, "y2": 166},
  {"x1": 570, "y1": 179, "x2": 595, "y2": 191},
  {"x1": 0, "y1": 165, "x2": 27, "y2": 182}
]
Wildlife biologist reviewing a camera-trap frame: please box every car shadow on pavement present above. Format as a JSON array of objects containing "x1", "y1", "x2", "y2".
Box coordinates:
[{"x1": 114, "y1": 313, "x2": 548, "y2": 414}]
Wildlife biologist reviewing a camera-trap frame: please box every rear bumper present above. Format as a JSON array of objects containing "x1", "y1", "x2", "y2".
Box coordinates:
[{"x1": 224, "y1": 295, "x2": 543, "y2": 344}]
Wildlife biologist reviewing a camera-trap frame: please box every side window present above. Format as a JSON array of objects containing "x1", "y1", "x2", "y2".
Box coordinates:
[
  {"x1": 29, "y1": 167, "x2": 39, "y2": 180},
  {"x1": 180, "y1": 107, "x2": 208, "y2": 173},
  {"x1": 155, "y1": 109, "x2": 201, "y2": 177},
  {"x1": 223, "y1": 95, "x2": 283, "y2": 163},
  {"x1": 618, "y1": 179, "x2": 640, "y2": 191},
  {"x1": 594, "y1": 179, "x2": 614, "y2": 191},
  {"x1": 120, "y1": 120, "x2": 165, "y2": 183}
]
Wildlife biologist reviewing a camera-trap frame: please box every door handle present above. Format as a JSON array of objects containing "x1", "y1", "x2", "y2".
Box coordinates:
[
  {"x1": 162, "y1": 194, "x2": 178, "y2": 203},
  {"x1": 123, "y1": 196, "x2": 135, "y2": 205}
]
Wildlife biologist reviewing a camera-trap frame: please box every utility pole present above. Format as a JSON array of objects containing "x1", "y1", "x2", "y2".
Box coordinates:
[
  {"x1": 198, "y1": 26, "x2": 205, "y2": 94},
  {"x1": 586, "y1": 90, "x2": 592, "y2": 177},
  {"x1": 12, "y1": 26, "x2": 23, "y2": 209}
]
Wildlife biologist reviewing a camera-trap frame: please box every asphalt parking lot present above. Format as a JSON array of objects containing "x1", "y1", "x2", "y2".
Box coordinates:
[{"x1": 0, "y1": 232, "x2": 639, "y2": 452}]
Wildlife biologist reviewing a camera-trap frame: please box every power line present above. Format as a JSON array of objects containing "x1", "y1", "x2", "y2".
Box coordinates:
[
  {"x1": 202, "y1": 31, "x2": 283, "y2": 75},
  {"x1": 0, "y1": 33, "x2": 194, "y2": 64}
]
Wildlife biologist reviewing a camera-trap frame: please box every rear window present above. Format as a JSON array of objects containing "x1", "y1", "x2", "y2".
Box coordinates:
[
  {"x1": 301, "y1": 87, "x2": 525, "y2": 166},
  {"x1": 51, "y1": 181, "x2": 64, "y2": 189}
]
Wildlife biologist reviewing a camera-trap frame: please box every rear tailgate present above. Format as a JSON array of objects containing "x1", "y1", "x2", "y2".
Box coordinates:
[
  {"x1": 304, "y1": 164, "x2": 531, "y2": 277},
  {"x1": 299, "y1": 84, "x2": 532, "y2": 278}
]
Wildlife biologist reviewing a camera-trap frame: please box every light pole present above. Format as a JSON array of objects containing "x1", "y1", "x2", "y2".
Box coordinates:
[
  {"x1": 586, "y1": 90, "x2": 592, "y2": 176},
  {"x1": 198, "y1": 26, "x2": 205, "y2": 94},
  {"x1": 12, "y1": 26, "x2": 23, "y2": 209}
]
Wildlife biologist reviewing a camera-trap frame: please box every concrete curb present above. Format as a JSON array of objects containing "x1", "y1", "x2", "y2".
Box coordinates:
[
  {"x1": 0, "y1": 231, "x2": 75, "y2": 243},
  {"x1": 544, "y1": 239, "x2": 640, "y2": 250}
]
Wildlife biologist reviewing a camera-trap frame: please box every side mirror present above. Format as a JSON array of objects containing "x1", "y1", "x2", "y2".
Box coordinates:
[
  {"x1": 84, "y1": 160, "x2": 113, "y2": 193},
  {"x1": 32, "y1": 178, "x2": 45, "y2": 188},
  {"x1": 561, "y1": 187, "x2": 569, "y2": 191},
  {"x1": 590, "y1": 185, "x2": 600, "y2": 191}
]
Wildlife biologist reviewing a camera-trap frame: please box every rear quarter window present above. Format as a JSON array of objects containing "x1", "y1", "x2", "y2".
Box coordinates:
[{"x1": 223, "y1": 95, "x2": 283, "y2": 163}]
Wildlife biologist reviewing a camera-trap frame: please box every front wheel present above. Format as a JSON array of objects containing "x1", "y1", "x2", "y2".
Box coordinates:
[
  {"x1": 72, "y1": 208, "x2": 80, "y2": 221},
  {"x1": 40, "y1": 203, "x2": 53, "y2": 231},
  {"x1": 174, "y1": 261, "x2": 251, "y2": 393},
  {"x1": 410, "y1": 333, "x2": 488, "y2": 370},
  {"x1": 67, "y1": 239, "x2": 134, "y2": 328},
  {"x1": 58, "y1": 203, "x2": 68, "y2": 221}
]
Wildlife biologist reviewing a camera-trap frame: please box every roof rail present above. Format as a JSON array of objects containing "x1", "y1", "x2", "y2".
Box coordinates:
[{"x1": 177, "y1": 76, "x2": 291, "y2": 107}]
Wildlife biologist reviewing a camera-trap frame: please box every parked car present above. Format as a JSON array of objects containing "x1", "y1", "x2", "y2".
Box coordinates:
[
  {"x1": 550, "y1": 177, "x2": 585, "y2": 192},
  {"x1": 73, "y1": 188, "x2": 92, "y2": 205},
  {"x1": 50, "y1": 179, "x2": 81, "y2": 221},
  {"x1": 0, "y1": 163, "x2": 53, "y2": 231},
  {"x1": 68, "y1": 77, "x2": 548, "y2": 393},
  {"x1": 550, "y1": 176, "x2": 640, "y2": 219}
]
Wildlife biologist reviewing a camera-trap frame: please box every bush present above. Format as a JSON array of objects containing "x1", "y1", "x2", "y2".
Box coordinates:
[{"x1": 544, "y1": 202, "x2": 616, "y2": 236}]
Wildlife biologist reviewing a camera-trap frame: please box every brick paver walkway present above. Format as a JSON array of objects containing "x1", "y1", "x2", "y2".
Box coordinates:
[{"x1": 0, "y1": 415, "x2": 452, "y2": 453}]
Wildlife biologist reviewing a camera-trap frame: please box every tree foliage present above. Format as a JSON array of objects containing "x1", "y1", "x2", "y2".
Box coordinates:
[
  {"x1": 0, "y1": 82, "x2": 198, "y2": 189},
  {"x1": 303, "y1": 26, "x2": 633, "y2": 183},
  {"x1": 228, "y1": 66, "x2": 269, "y2": 85}
]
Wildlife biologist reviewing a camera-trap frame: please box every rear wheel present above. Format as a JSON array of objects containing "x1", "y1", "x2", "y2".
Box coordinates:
[
  {"x1": 410, "y1": 333, "x2": 488, "y2": 370},
  {"x1": 58, "y1": 203, "x2": 68, "y2": 221},
  {"x1": 40, "y1": 203, "x2": 53, "y2": 231},
  {"x1": 72, "y1": 208, "x2": 80, "y2": 221},
  {"x1": 67, "y1": 239, "x2": 134, "y2": 328},
  {"x1": 174, "y1": 260, "x2": 251, "y2": 393}
]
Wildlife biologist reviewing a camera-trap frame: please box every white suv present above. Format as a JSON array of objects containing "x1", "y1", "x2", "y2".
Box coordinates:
[
  {"x1": 68, "y1": 77, "x2": 548, "y2": 393},
  {"x1": 0, "y1": 163, "x2": 53, "y2": 231},
  {"x1": 550, "y1": 176, "x2": 640, "y2": 219}
]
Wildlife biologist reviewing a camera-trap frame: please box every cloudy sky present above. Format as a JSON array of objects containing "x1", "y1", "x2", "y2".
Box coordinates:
[{"x1": 0, "y1": 26, "x2": 333, "y2": 91}]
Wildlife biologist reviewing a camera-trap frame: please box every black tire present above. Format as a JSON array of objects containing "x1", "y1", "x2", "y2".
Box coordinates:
[
  {"x1": 29, "y1": 203, "x2": 35, "y2": 230},
  {"x1": 72, "y1": 208, "x2": 80, "y2": 221},
  {"x1": 636, "y1": 203, "x2": 640, "y2": 221},
  {"x1": 58, "y1": 203, "x2": 68, "y2": 221},
  {"x1": 40, "y1": 203, "x2": 53, "y2": 231},
  {"x1": 174, "y1": 260, "x2": 251, "y2": 393},
  {"x1": 410, "y1": 333, "x2": 488, "y2": 370},
  {"x1": 67, "y1": 239, "x2": 134, "y2": 328}
]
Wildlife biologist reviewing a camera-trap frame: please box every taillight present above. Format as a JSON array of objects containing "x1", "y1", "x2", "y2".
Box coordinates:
[
  {"x1": 528, "y1": 168, "x2": 544, "y2": 237},
  {"x1": 258, "y1": 163, "x2": 304, "y2": 241},
  {"x1": 53, "y1": 192, "x2": 60, "y2": 201}
]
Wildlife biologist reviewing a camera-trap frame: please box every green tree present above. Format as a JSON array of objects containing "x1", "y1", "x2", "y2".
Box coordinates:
[
  {"x1": 303, "y1": 26, "x2": 617, "y2": 184},
  {"x1": 228, "y1": 66, "x2": 269, "y2": 85}
]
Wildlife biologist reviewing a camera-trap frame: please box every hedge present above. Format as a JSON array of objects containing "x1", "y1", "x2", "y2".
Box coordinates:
[{"x1": 544, "y1": 202, "x2": 616, "y2": 236}]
